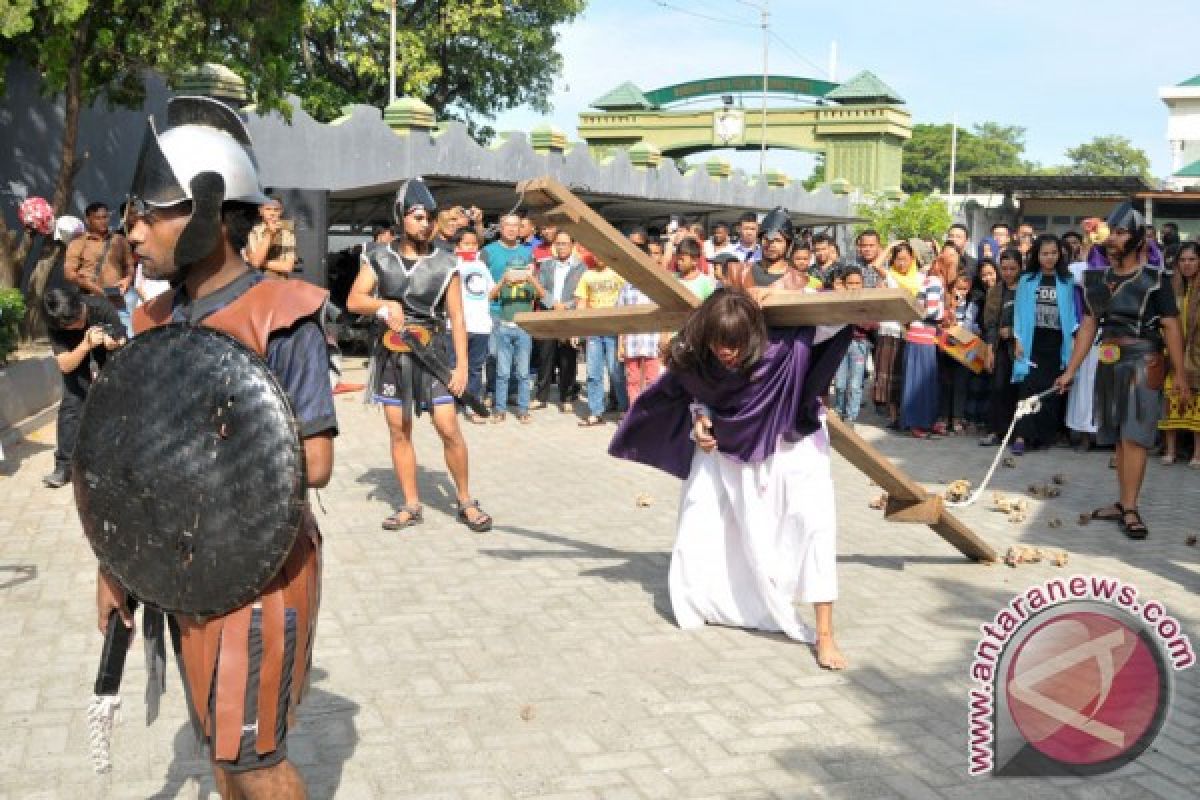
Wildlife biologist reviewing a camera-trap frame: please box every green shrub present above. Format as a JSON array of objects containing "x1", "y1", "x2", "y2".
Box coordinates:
[
  {"x1": 855, "y1": 193, "x2": 952, "y2": 242},
  {"x1": 0, "y1": 289, "x2": 27, "y2": 365}
]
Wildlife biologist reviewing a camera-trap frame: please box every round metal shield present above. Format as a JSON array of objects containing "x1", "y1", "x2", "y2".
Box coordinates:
[{"x1": 73, "y1": 324, "x2": 306, "y2": 617}]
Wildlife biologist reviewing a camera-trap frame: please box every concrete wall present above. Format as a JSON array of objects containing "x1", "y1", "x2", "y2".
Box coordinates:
[
  {"x1": 0, "y1": 356, "x2": 60, "y2": 430},
  {"x1": 0, "y1": 62, "x2": 171, "y2": 226},
  {"x1": 1, "y1": 61, "x2": 855, "y2": 236}
]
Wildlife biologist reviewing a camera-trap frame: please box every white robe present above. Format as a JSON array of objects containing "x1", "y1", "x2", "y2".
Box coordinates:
[
  {"x1": 1066, "y1": 343, "x2": 1099, "y2": 433},
  {"x1": 669, "y1": 420, "x2": 838, "y2": 643},
  {"x1": 1066, "y1": 261, "x2": 1098, "y2": 434}
]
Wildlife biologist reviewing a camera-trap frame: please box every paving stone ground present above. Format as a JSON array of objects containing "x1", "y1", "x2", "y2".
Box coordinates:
[{"x1": 1, "y1": 365, "x2": 1197, "y2": 799}]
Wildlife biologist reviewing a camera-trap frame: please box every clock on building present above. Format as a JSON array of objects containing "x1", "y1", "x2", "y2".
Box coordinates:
[{"x1": 713, "y1": 110, "x2": 745, "y2": 146}]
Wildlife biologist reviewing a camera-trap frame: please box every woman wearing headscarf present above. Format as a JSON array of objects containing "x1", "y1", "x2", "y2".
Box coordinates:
[
  {"x1": 900, "y1": 255, "x2": 946, "y2": 438},
  {"x1": 873, "y1": 242, "x2": 921, "y2": 428}
]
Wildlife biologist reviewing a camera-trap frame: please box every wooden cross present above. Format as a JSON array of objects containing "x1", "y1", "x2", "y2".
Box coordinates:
[{"x1": 513, "y1": 177, "x2": 998, "y2": 563}]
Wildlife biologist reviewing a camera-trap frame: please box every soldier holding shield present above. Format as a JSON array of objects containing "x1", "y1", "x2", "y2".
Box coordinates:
[{"x1": 83, "y1": 96, "x2": 336, "y2": 799}]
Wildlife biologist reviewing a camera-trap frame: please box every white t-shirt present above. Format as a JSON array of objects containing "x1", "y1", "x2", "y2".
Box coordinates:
[
  {"x1": 457, "y1": 257, "x2": 495, "y2": 335},
  {"x1": 704, "y1": 239, "x2": 735, "y2": 261}
]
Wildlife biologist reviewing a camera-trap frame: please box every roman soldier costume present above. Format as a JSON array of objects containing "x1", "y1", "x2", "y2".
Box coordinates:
[
  {"x1": 1084, "y1": 202, "x2": 1177, "y2": 442},
  {"x1": 74, "y1": 96, "x2": 334, "y2": 769},
  {"x1": 364, "y1": 179, "x2": 459, "y2": 413}
]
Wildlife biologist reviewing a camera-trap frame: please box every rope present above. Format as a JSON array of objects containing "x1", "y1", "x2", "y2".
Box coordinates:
[
  {"x1": 86, "y1": 694, "x2": 121, "y2": 773},
  {"x1": 945, "y1": 387, "x2": 1061, "y2": 508}
]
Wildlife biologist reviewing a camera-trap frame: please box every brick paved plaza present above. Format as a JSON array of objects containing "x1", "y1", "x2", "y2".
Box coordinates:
[{"x1": 1, "y1": 370, "x2": 1197, "y2": 799}]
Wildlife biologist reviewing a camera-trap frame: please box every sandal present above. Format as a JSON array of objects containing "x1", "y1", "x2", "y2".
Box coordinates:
[
  {"x1": 1161, "y1": 454, "x2": 1177, "y2": 466},
  {"x1": 490, "y1": 412, "x2": 507, "y2": 424},
  {"x1": 456, "y1": 499, "x2": 493, "y2": 533},
  {"x1": 1090, "y1": 502, "x2": 1124, "y2": 522},
  {"x1": 517, "y1": 413, "x2": 532, "y2": 424},
  {"x1": 382, "y1": 504, "x2": 423, "y2": 530},
  {"x1": 577, "y1": 416, "x2": 605, "y2": 427},
  {"x1": 1121, "y1": 507, "x2": 1149, "y2": 540},
  {"x1": 463, "y1": 411, "x2": 488, "y2": 425}
]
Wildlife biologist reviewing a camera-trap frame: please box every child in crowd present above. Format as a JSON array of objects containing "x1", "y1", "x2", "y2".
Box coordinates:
[
  {"x1": 616, "y1": 278, "x2": 662, "y2": 404},
  {"x1": 676, "y1": 238, "x2": 717, "y2": 300},
  {"x1": 575, "y1": 252, "x2": 628, "y2": 426},
  {"x1": 453, "y1": 229, "x2": 494, "y2": 423},
  {"x1": 832, "y1": 267, "x2": 875, "y2": 425}
]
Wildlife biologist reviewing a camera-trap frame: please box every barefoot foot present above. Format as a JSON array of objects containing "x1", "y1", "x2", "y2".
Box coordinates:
[{"x1": 815, "y1": 632, "x2": 848, "y2": 670}]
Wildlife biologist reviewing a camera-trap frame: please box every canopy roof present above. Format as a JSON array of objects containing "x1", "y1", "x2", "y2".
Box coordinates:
[{"x1": 967, "y1": 174, "x2": 1154, "y2": 197}]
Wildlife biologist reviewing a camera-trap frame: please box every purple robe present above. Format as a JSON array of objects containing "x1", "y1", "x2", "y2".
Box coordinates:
[{"x1": 609, "y1": 326, "x2": 852, "y2": 479}]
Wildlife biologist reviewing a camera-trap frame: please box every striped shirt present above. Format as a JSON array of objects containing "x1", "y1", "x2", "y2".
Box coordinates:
[{"x1": 905, "y1": 275, "x2": 945, "y2": 345}]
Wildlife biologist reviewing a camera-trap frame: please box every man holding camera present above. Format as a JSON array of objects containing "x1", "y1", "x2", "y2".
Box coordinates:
[
  {"x1": 488, "y1": 257, "x2": 545, "y2": 422},
  {"x1": 42, "y1": 288, "x2": 126, "y2": 488}
]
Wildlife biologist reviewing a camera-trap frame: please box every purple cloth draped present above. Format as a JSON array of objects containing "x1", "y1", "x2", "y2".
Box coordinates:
[
  {"x1": 1086, "y1": 241, "x2": 1162, "y2": 268},
  {"x1": 608, "y1": 326, "x2": 852, "y2": 479}
]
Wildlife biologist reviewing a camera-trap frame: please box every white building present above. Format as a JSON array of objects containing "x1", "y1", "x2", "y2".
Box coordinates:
[{"x1": 1161, "y1": 73, "x2": 1200, "y2": 189}]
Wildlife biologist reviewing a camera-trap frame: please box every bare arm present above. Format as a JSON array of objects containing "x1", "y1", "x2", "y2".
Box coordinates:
[
  {"x1": 443, "y1": 273, "x2": 468, "y2": 395},
  {"x1": 1161, "y1": 316, "x2": 1192, "y2": 406},
  {"x1": 303, "y1": 432, "x2": 334, "y2": 488},
  {"x1": 1053, "y1": 315, "x2": 1099, "y2": 392}
]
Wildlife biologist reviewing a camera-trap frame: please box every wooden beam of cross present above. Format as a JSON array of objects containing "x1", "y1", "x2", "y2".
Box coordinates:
[{"x1": 513, "y1": 176, "x2": 998, "y2": 563}]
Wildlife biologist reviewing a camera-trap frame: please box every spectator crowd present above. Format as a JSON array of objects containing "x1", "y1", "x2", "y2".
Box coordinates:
[{"x1": 14, "y1": 189, "x2": 1200, "y2": 490}]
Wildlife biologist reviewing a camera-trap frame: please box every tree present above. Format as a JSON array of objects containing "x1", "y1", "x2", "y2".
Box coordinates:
[
  {"x1": 295, "y1": 0, "x2": 586, "y2": 141},
  {"x1": 0, "y1": 0, "x2": 304, "y2": 288},
  {"x1": 802, "y1": 153, "x2": 826, "y2": 191},
  {"x1": 1063, "y1": 135, "x2": 1152, "y2": 178},
  {"x1": 855, "y1": 193, "x2": 951, "y2": 242},
  {"x1": 902, "y1": 122, "x2": 1031, "y2": 194}
]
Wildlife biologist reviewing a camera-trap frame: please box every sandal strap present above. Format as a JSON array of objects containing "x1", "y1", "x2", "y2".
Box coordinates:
[
  {"x1": 388, "y1": 505, "x2": 422, "y2": 520},
  {"x1": 459, "y1": 499, "x2": 480, "y2": 510}
]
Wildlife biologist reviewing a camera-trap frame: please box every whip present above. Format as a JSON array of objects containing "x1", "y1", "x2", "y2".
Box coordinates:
[{"x1": 945, "y1": 386, "x2": 1062, "y2": 508}]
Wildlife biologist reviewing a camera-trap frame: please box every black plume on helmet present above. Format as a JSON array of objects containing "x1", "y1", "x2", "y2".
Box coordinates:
[
  {"x1": 393, "y1": 178, "x2": 438, "y2": 224},
  {"x1": 759, "y1": 207, "x2": 794, "y2": 242},
  {"x1": 1105, "y1": 201, "x2": 1146, "y2": 260}
]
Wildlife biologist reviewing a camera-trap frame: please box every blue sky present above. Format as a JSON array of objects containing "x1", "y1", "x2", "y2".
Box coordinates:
[{"x1": 491, "y1": 0, "x2": 1198, "y2": 183}]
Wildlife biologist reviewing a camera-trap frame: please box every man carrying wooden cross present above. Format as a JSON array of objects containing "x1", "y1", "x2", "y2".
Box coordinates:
[{"x1": 515, "y1": 178, "x2": 997, "y2": 671}]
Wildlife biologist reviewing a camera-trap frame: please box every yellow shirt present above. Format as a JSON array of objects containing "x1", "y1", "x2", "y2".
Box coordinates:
[
  {"x1": 889, "y1": 267, "x2": 922, "y2": 296},
  {"x1": 574, "y1": 267, "x2": 626, "y2": 309}
]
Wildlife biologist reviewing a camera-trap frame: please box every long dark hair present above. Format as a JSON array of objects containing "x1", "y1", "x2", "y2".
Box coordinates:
[
  {"x1": 1172, "y1": 241, "x2": 1200, "y2": 299},
  {"x1": 664, "y1": 289, "x2": 767, "y2": 379},
  {"x1": 1023, "y1": 233, "x2": 1070, "y2": 280}
]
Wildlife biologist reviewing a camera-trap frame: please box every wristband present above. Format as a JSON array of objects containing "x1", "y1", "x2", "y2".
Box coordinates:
[{"x1": 375, "y1": 305, "x2": 391, "y2": 321}]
